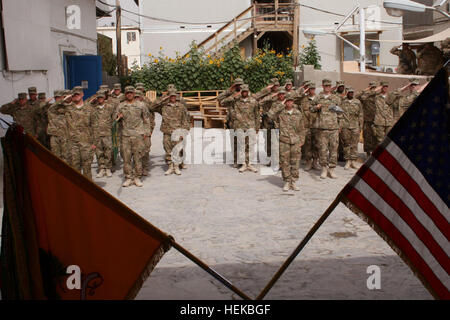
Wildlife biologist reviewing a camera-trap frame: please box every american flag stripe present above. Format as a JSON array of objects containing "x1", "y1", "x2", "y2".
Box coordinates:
[
  {"x1": 358, "y1": 165, "x2": 450, "y2": 271},
  {"x1": 370, "y1": 151, "x2": 450, "y2": 244},
  {"x1": 384, "y1": 141, "x2": 450, "y2": 222},
  {"x1": 343, "y1": 186, "x2": 450, "y2": 299},
  {"x1": 375, "y1": 147, "x2": 450, "y2": 239}
]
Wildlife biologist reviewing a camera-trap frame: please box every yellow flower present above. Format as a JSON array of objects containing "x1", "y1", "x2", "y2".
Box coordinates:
[
  {"x1": 207, "y1": 54, "x2": 211, "y2": 58},
  {"x1": 186, "y1": 54, "x2": 190, "y2": 58},
  {"x1": 270, "y1": 50, "x2": 276, "y2": 54},
  {"x1": 209, "y1": 59, "x2": 214, "y2": 65},
  {"x1": 160, "y1": 46, "x2": 163, "y2": 50},
  {"x1": 277, "y1": 53, "x2": 283, "y2": 58},
  {"x1": 148, "y1": 53, "x2": 152, "y2": 57},
  {"x1": 220, "y1": 78, "x2": 224, "y2": 82},
  {"x1": 154, "y1": 59, "x2": 159, "y2": 63}
]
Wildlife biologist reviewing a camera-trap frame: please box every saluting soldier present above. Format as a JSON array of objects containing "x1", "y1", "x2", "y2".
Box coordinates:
[
  {"x1": 47, "y1": 90, "x2": 69, "y2": 161},
  {"x1": 390, "y1": 43, "x2": 417, "y2": 74},
  {"x1": 259, "y1": 79, "x2": 280, "y2": 159},
  {"x1": 91, "y1": 90, "x2": 115, "y2": 178},
  {"x1": 1, "y1": 92, "x2": 37, "y2": 136},
  {"x1": 218, "y1": 78, "x2": 244, "y2": 131},
  {"x1": 35, "y1": 92, "x2": 52, "y2": 148},
  {"x1": 340, "y1": 87, "x2": 363, "y2": 170},
  {"x1": 269, "y1": 92, "x2": 306, "y2": 192},
  {"x1": 357, "y1": 81, "x2": 378, "y2": 156},
  {"x1": 115, "y1": 86, "x2": 150, "y2": 187},
  {"x1": 370, "y1": 82, "x2": 396, "y2": 146},
  {"x1": 222, "y1": 84, "x2": 260, "y2": 173}
]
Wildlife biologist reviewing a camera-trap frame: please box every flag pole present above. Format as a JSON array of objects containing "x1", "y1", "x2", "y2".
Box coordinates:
[
  {"x1": 170, "y1": 239, "x2": 253, "y2": 300},
  {"x1": 256, "y1": 193, "x2": 343, "y2": 300}
]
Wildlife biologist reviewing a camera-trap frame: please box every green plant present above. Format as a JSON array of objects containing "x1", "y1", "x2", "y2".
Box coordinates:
[
  {"x1": 123, "y1": 42, "x2": 294, "y2": 94},
  {"x1": 299, "y1": 39, "x2": 322, "y2": 70}
]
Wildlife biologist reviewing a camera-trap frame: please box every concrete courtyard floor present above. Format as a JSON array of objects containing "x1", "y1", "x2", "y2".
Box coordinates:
[
  {"x1": 97, "y1": 115, "x2": 431, "y2": 300},
  {"x1": 0, "y1": 115, "x2": 432, "y2": 300}
]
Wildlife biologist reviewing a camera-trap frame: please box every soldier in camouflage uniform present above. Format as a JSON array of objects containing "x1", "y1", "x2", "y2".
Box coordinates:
[
  {"x1": 416, "y1": 43, "x2": 444, "y2": 75},
  {"x1": 357, "y1": 81, "x2": 378, "y2": 156},
  {"x1": 47, "y1": 90, "x2": 69, "y2": 161},
  {"x1": 333, "y1": 80, "x2": 347, "y2": 162},
  {"x1": 259, "y1": 79, "x2": 280, "y2": 159},
  {"x1": 1, "y1": 92, "x2": 37, "y2": 136},
  {"x1": 149, "y1": 89, "x2": 190, "y2": 176},
  {"x1": 371, "y1": 82, "x2": 395, "y2": 146},
  {"x1": 35, "y1": 92, "x2": 52, "y2": 148},
  {"x1": 390, "y1": 43, "x2": 417, "y2": 74},
  {"x1": 58, "y1": 86, "x2": 96, "y2": 180},
  {"x1": 284, "y1": 79, "x2": 298, "y2": 100},
  {"x1": 310, "y1": 79, "x2": 342, "y2": 179},
  {"x1": 115, "y1": 86, "x2": 150, "y2": 187},
  {"x1": 299, "y1": 83, "x2": 320, "y2": 171},
  {"x1": 269, "y1": 92, "x2": 305, "y2": 191},
  {"x1": 222, "y1": 84, "x2": 260, "y2": 173},
  {"x1": 135, "y1": 89, "x2": 155, "y2": 176},
  {"x1": 218, "y1": 78, "x2": 244, "y2": 167},
  {"x1": 340, "y1": 87, "x2": 363, "y2": 170},
  {"x1": 393, "y1": 78, "x2": 421, "y2": 122},
  {"x1": 27, "y1": 87, "x2": 40, "y2": 110},
  {"x1": 91, "y1": 90, "x2": 115, "y2": 178}
]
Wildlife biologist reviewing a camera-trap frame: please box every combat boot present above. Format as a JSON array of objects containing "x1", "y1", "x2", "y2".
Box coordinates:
[
  {"x1": 247, "y1": 164, "x2": 258, "y2": 173},
  {"x1": 233, "y1": 163, "x2": 239, "y2": 168},
  {"x1": 350, "y1": 160, "x2": 360, "y2": 169},
  {"x1": 290, "y1": 180, "x2": 300, "y2": 191},
  {"x1": 96, "y1": 169, "x2": 105, "y2": 178},
  {"x1": 174, "y1": 164, "x2": 181, "y2": 175},
  {"x1": 122, "y1": 178, "x2": 133, "y2": 187},
  {"x1": 238, "y1": 163, "x2": 248, "y2": 173},
  {"x1": 134, "y1": 177, "x2": 143, "y2": 187},
  {"x1": 320, "y1": 166, "x2": 328, "y2": 179},
  {"x1": 344, "y1": 160, "x2": 351, "y2": 170},
  {"x1": 283, "y1": 181, "x2": 290, "y2": 192},
  {"x1": 313, "y1": 159, "x2": 321, "y2": 170},
  {"x1": 328, "y1": 167, "x2": 338, "y2": 179},
  {"x1": 165, "y1": 163, "x2": 174, "y2": 175},
  {"x1": 304, "y1": 159, "x2": 313, "y2": 171},
  {"x1": 181, "y1": 163, "x2": 187, "y2": 169},
  {"x1": 105, "y1": 169, "x2": 112, "y2": 177}
]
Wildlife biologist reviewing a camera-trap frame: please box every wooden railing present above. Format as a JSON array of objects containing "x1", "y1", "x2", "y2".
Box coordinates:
[{"x1": 191, "y1": 2, "x2": 296, "y2": 56}]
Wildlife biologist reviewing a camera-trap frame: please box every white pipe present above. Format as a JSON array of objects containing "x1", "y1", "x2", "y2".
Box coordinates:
[{"x1": 359, "y1": 5, "x2": 366, "y2": 72}]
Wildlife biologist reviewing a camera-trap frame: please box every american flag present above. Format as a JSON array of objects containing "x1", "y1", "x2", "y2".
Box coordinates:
[{"x1": 341, "y1": 68, "x2": 450, "y2": 299}]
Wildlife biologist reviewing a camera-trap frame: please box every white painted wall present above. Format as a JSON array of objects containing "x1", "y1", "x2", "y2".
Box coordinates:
[
  {"x1": 97, "y1": 27, "x2": 141, "y2": 69},
  {"x1": 0, "y1": 0, "x2": 98, "y2": 106}
]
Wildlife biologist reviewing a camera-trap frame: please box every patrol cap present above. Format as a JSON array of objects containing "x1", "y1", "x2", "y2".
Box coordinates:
[
  {"x1": 96, "y1": 90, "x2": 106, "y2": 99},
  {"x1": 135, "y1": 90, "x2": 143, "y2": 97},
  {"x1": 346, "y1": 86, "x2": 354, "y2": 93},
  {"x1": 302, "y1": 80, "x2": 311, "y2": 86},
  {"x1": 336, "y1": 80, "x2": 345, "y2": 87},
  {"x1": 18, "y1": 92, "x2": 27, "y2": 99},
  {"x1": 168, "y1": 89, "x2": 177, "y2": 97},
  {"x1": 135, "y1": 82, "x2": 145, "y2": 87},
  {"x1": 100, "y1": 84, "x2": 109, "y2": 90},
  {"x1": 28, "y1": 87, "x2": 37, "y2": 94},
  {"x1": 167, "y1": 84, "x2": 177, "y2": 91},
  {"x1": 38, "y1": 92, "x2": 46, "y2": 99},
  {"x1": 54, "y1": 90, "x2": 62, "y2": 97},
  {"x1": 380, "y1": 81, "x2": 389, "y2": 87},
  {"x1": 284, "y1": 79, "x2": 293, "y2": 85},
  {"x1": 322, "y1": 78, "x2": 332, "y2": 86},
  {"x1": 62, "y1": 89, "x2": 71, "y2": 96},
  {"x1": 125, "y1": 86, "x2": 135, "y2": 93},
  {"x1": 270, "y1": 78, "x2": 280, "y2": 86},
  {"x1": 369, "y1": 80, "x2": 378, "y2": 87},
  {"x1": 234, "y1": 78, "x2": 244, "y2": 85},
  {"x1": 240, "y1": 84, "x2": 249, "y2": 92},
  {"x1": 285, "y1": 92, "x2": 295, "y2": 101},
  {"x1": 277, "y1": 88, "x2": 287, "y2": 95},
  {"x1": 409, "y1": 78, "x2": 420, "y2": 85},
  {"x1": 72, "y1": 86, "x2": 84, "y2": 95},
  {"x1": 308, "y1": 82, "x2": 316, "y2": 89},
  {"x1": 113, "y1": 83, "x2": 122, "y2": 90}
]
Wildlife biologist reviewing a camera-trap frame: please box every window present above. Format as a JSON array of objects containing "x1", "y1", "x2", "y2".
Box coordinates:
[{"x1": 126, "y1": 31, "x2": 136, "y2": 43}]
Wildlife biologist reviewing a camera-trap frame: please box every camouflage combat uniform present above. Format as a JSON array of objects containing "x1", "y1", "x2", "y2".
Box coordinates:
[
  {"x1": 150, "y1": 98, "x2": 190, "y2": 166},
  {"x1": 115, "y1": 99, "x2": 150, "y2": 179},
  {"x1": 340, "y1": 96, "x2": 363, "y2": 161},
  {"x1": 47, "y1": 99, "x2": 69, "y2": 161},
  {"x1": 310, "y1": 93, "x2": 341, "y2": 168},
  {"x1": 92, "y1": 102, "x2": 115, "y2": 171},
  {"x1": 223, "y1": 91, "x2": 260, "y2": 165},
  {"x1": 417, "y1": 44, "x2": 444, "y2": 75},
  {"x1": 269, "y1": 103, "x2": 305, "y2": 183},
  {"x1": 372, "y1": 93, "x2": 395, "y2": 146},
  {"x1": 299, "y1": 93, "x2": 319, "y2": 163},
  {"x1": 0, "y1": 98, "x2": 37, "y2": 136},
  {"x1": 390, "y1": 45, "x2": 417, "y2": 74},
  {"x1": 357, "y1": 88, "x2": 377, "y2": 154},
  {"x1": 64, "y1": 101, "x2": 95, "y2": 179},
  {"x1": 398, "y1": 90, "x2": 419, "y2": 119}
]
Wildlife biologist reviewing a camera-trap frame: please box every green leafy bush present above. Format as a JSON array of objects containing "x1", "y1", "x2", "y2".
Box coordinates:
[
  {"x1": 299, "y1": 39, "x2": 322, "y2": 70},
  {"x1": 122, "y1": 42, "x2": 294, "y2": 94}
]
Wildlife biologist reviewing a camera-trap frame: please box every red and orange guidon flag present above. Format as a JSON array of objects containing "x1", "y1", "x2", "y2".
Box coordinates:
[{"x1": 1, "y1": 126, "x2": 171, "y2": 299}]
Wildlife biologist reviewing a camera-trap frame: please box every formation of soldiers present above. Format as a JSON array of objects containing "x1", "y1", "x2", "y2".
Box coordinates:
[
  {"x1": 390, "y1": 38, "x2": 449, "y2": 75},
  {"x1": 1, "y1": 75, "x2": 427, "y2": 191}
]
